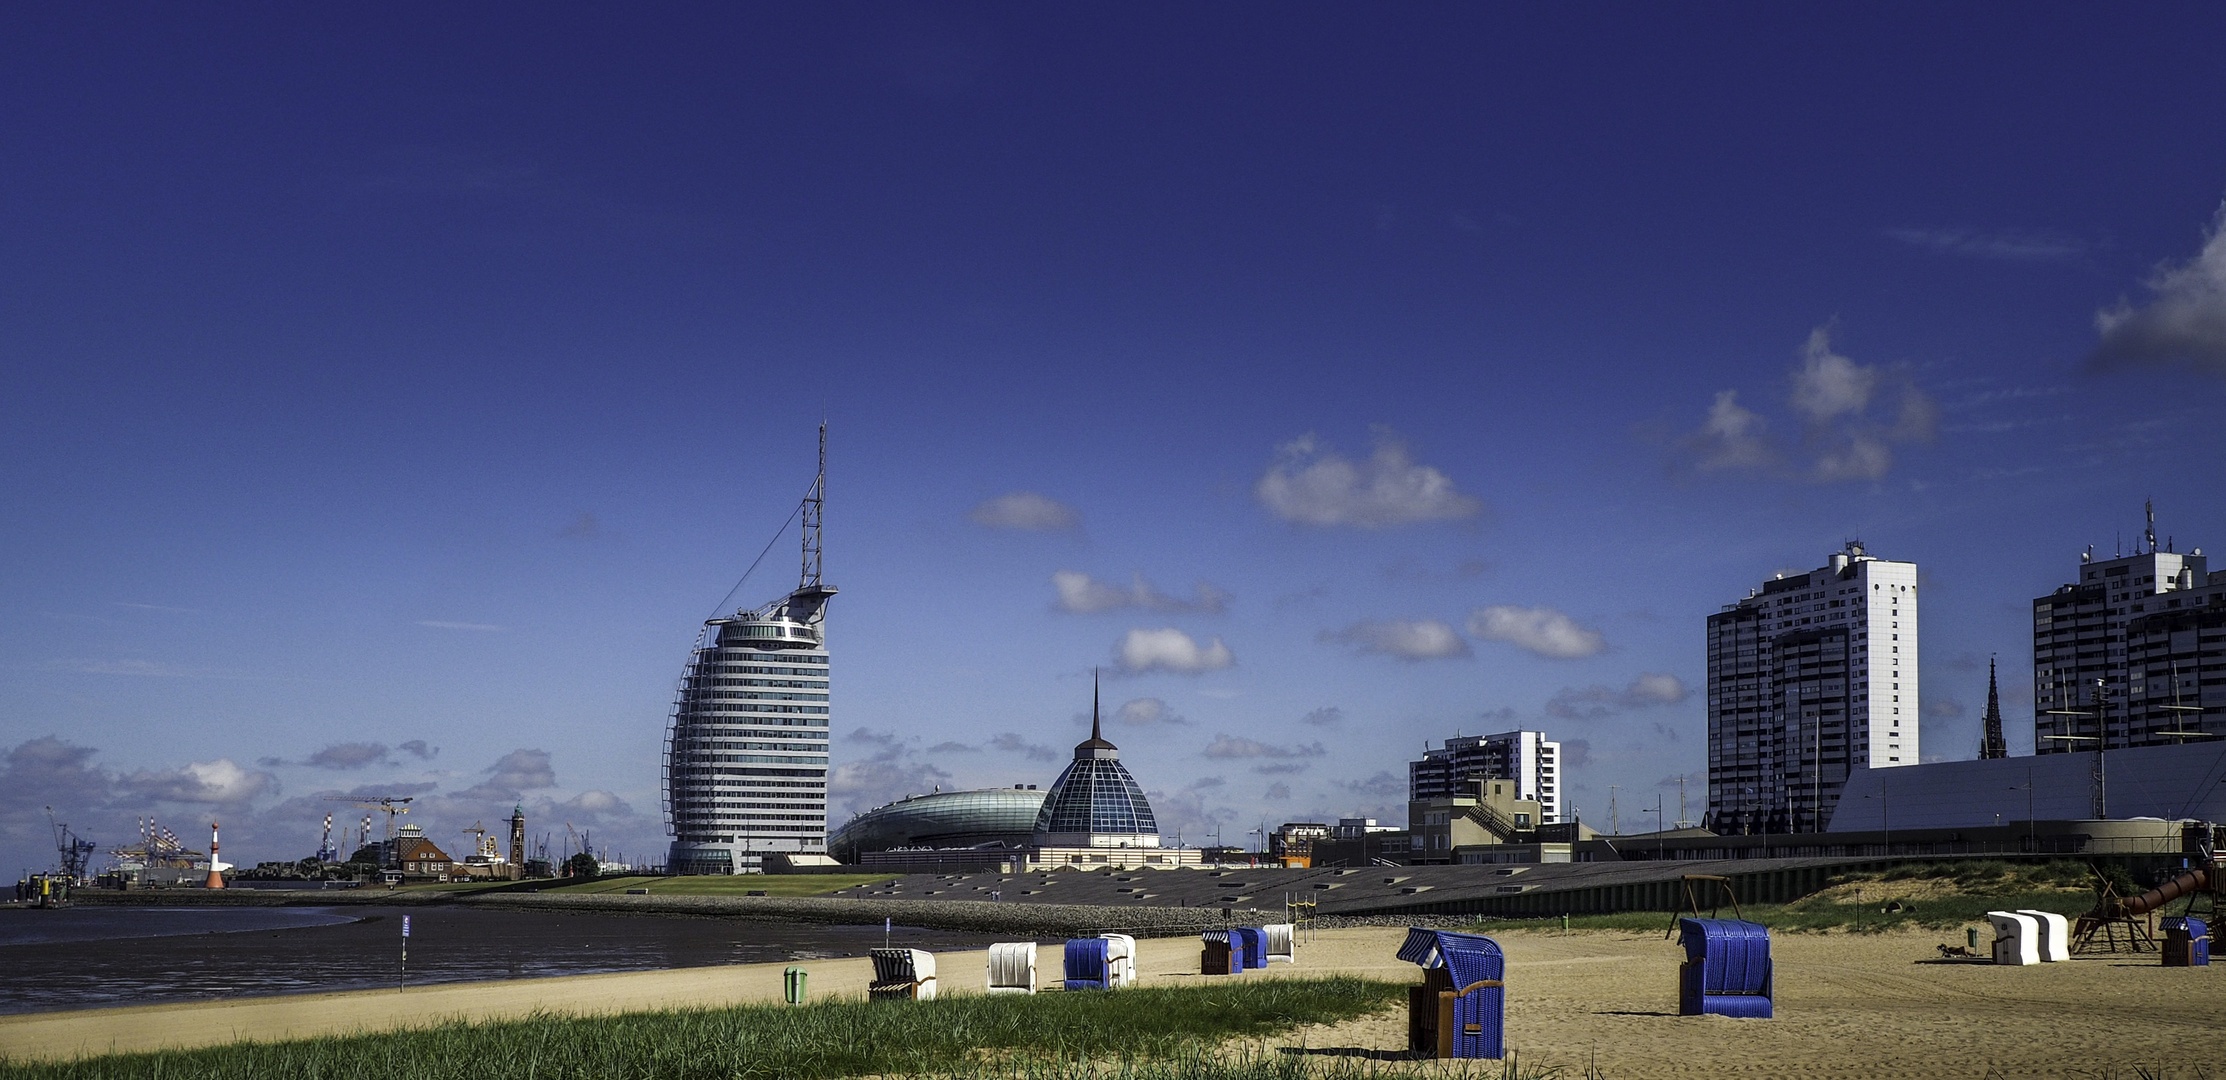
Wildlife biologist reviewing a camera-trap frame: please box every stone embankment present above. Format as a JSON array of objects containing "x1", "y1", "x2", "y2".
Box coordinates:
[{"x1": 63, "y1": 885, "x2": 1463, "y2": 935}]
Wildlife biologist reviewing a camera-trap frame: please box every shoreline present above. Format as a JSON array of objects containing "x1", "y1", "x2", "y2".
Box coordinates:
[{"x1": 3, "y1": 924, "x2": 2210, "y2": 1077}]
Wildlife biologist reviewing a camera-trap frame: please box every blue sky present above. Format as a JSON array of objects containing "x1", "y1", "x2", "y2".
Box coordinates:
[{"x1": 7, "y1": 6, "x2": 2226, "y2": 873}]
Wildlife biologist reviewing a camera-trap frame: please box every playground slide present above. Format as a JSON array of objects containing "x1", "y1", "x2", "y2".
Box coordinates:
[{"x1": 2114, "y1": 867, "x2": 2209, "y2": 918}]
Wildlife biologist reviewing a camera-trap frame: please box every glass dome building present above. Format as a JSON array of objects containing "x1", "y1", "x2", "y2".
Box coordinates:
[
  {"x1": 1031, "y1": 679, "x2": 1162, "y2": 848},
  {"x1": 826, "y1": 786, "x2": 1046, "y2": 861}
]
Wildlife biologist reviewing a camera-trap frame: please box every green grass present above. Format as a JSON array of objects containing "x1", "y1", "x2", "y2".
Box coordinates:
[
  {"x1": 1468, "y1": 860, "x2": 2105, "y2": 935},
  {"x1": 0, "y1": 977, "x2": 1406, "y2": 1080}
]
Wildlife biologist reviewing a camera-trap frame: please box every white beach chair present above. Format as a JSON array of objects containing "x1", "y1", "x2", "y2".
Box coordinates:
[
  {"x1": 986, "y1": 941, "x2": 1038, "y2": 994},
  {"x1": 2015, "y1": 910, "x2": 2069, "y2": 962},
  {"x1": 870, "y1": 947, "x2": 938, "y2": 1000},
  {"x1": 1986, "y1": 911, "x2": 2040, "y2": 966},
  {"x1": 1261, "y1": 922, "x2": 1296, "y2": 964},
  {"x1": 1098, "y1": 933, "x2": 1136, "y2": 987}
]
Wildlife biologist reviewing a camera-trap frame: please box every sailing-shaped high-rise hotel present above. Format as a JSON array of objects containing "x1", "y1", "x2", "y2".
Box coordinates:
[{"x1": 663, "y1": 424, "x2": 834, "y2": 874}]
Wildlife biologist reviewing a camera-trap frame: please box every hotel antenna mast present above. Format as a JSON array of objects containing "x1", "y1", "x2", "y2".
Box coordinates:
[{"x1": 801, "y1": 420, "x2": 825, "y2": 590}]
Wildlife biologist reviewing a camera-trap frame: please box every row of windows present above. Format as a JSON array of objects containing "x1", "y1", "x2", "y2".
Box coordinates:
[
  {"x1": 680, "y1": 734, "x2": 829, "y2": 747},
  {"x1": 687, "y1": 691, "x2": 829, "y2": 702},
  {"x1": 710, "y1": 651, "x2": 828, "y2": 665},
  {"x1": 680, "y1": 718, "x2": 829, "y2": 730},
  {"x1": 690, "y1": 823, "x2": 823, "y2": 832},
  {"x1": 683, "y1": 704, "x2": 828, "y2": 715},
  {"x1": 673, "y1": 780, "x2": 825, "y2": 790},
  {"x1": 690, "y1": 677, "x2": 829, "y2": 689}
]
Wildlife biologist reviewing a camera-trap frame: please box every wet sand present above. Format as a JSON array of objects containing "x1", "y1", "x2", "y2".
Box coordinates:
[
  {"x1": 3, "y1": 924, "x2": 2214, "y2": 1077},
  {"x1": 0, "y1": 905, "x2": 995, "y2": 1016}
]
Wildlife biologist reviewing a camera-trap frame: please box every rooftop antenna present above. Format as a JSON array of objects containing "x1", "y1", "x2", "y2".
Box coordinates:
[
  {"x1": 801, "y1": 419, "x2": 825, "y2": 589},
  {"x1": 1092, "y1": 668, "x2": 1102, "y2": 743},
  {"x1": 2145, "y1": 499, "x2": 2156, "y2": 556}
]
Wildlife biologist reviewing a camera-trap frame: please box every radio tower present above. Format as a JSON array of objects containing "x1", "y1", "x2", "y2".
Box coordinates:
[{"x1": 1979, "y1": 657, "x2": 2008, "y2": 759}]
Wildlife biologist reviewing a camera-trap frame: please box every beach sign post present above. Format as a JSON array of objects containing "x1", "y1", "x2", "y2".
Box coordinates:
[{"x1": 400, "y1": 915, "x2": 411, "y2": 991}]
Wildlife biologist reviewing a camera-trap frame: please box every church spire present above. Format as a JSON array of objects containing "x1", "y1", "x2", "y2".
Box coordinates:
[{"x1": 1980, "y1": 655, "x2": 2008, "y2": 759}]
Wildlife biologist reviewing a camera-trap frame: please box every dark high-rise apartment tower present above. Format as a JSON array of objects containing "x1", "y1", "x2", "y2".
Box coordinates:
[
  {"x1": 2033, "y1": 504, "x2": 2224, "y2": 758},
  {"x1": 1706, "y1": 543, "x2": 1918, "y2": 834},
  {"x1": 663, "y1": 425, "x2": 834, "y2": 874}
]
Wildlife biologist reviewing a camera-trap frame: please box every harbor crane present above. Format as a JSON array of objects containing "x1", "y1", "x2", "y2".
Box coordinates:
[
  {"x1": 326, "y1": 796, "x2": 414, "y2": 868},
  {"x1": 46, "y1": 807, "x2": 96, "y2": 883}
]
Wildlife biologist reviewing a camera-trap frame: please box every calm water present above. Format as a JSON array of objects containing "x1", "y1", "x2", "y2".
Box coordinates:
[{"x1": 0, "y1": 905, "x2": 994, "y2": 1014}]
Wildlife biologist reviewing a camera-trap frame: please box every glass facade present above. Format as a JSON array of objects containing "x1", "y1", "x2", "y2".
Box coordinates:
[
  {"x1": 664, "y1": 584, "x2": 835, "y2": 874},
  {"x1": 827, "y1": 787, "x2": 1046, "y2": 861},
  {"x1": 1034, "y1": 758, "x2": 1157, "y2": 836}
]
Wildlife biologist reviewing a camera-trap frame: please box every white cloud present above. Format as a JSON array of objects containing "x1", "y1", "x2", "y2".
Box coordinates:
[
  {"x1": 1052, "y1": 571, "x2": 1231, "y2": 614},
  {"x1": 1254, "y1": 429, "x2": 1483, "y2": 529},
  {"x1": 1791, "y1": 328, "x2": 1877, "y2": 420},
  {"x1": 1202, "y1": 734, "x2": 1325, "y2": 759},
  {"x1": 1886, "y1": 226, "x2": 2086, "y2": 262},
  {"x1": 117, "y1": 759, "x2": 279, "y2": 805},
  {"x1": 1111, "y1": 698, "x2": 1188, "y2": 726},
  {"x1": 1320, "y1": 618, "x2": 1470, "y2": 661},
  {"x1": 1546, "y1": 672, "x2": 1690, "y2": 719},
  {"x1": 1116, "y1": 628, "x2": 1234, "y2": 674},
  {"x1": 2091, "y1": 202, "x2": 2226, "y2": 377},
  {"x1": 1678, "y1": 327, "x2": 1935, "y2": 484},
  {"x1": 1466, "y1": 605, "x2": 1605, "y2": 659},
  {"x1": 1683, "y1": 391, "x2": 1777, "y2": 471},
  {"x1": 968, "y1": 491, "x2": 1081, "y2": 531}
]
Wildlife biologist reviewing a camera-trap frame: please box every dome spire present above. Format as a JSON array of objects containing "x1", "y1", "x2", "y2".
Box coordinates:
[{"x1": 1076, "y1": 667, "x2": 1117, "y2": 757}]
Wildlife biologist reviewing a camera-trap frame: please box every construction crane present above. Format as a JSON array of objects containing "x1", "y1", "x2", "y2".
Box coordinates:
[
  {"x1": 327, "y1": 796, "x2": 414, "y2": 868},
  {"x1": 460, "y1": 823, "x2": 496, "y2": 862},
  {"x1": 46, "y1": 807, "x2": 96, "y2": 883}
]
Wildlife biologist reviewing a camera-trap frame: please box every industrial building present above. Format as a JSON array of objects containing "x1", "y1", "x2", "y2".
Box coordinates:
[
  {"x1": 2032, "y1": 509, "x2": 2224, "y2": 760},
  {"x1": 1706, "y1": 542, "x2": 1919, "y2": 834},
  {"x1": 1410, "y1": 730, "x2": 1563, "y2": 823},
  {"x1": 663, "y1": 426, "x2": 833, "y2": 874}
]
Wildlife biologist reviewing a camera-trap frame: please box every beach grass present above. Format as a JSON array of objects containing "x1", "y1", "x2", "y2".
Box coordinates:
[
  {"x1": 0, "y1": 977, "x2": 1405, "y2": 1080},
  {"x1": 1465, "y1": 859, "x2": 2103, "y2": 935}
]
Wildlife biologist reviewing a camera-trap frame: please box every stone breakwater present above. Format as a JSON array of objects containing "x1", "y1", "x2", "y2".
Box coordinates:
[
  {"x1": 458, "y1": 892, "x2": 1466, "y2": 936},
  {"x1": 64, "y1": 887, "x2": 1469, "y2": 934}
]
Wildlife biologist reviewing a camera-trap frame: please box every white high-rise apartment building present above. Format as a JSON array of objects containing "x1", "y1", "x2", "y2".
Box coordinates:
[
  {"x1": 1706, "y1": 543, "x2": 1917, "y2": 833},
  {"x1": 1409, "y1": 730, "x2": 1563, "y2": 824}
]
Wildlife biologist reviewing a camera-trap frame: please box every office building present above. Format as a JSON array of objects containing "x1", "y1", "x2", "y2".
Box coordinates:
[
  {"x1": 663, "y1": 427, "x2": 834, "y2": 874},
  {"x1": 1410, "y1": 730, "x2": 1562, "y2": 823},
  {"x1": 1706, "y1": 542, "x2": 1918, "y2": 833},
  {"x1": 2033, "y1": 507, "x2": 2224, "y2": 760}
]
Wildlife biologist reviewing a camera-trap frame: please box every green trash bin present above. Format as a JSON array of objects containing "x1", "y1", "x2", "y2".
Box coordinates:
[{"x1": 784, "y1": 966, "x2": 808, "y2": 1005}]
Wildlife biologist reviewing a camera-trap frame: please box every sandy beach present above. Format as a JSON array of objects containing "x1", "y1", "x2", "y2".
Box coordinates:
[{"x1": 2, "y1": 924, "x2": 2213, "y2": 1077}]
